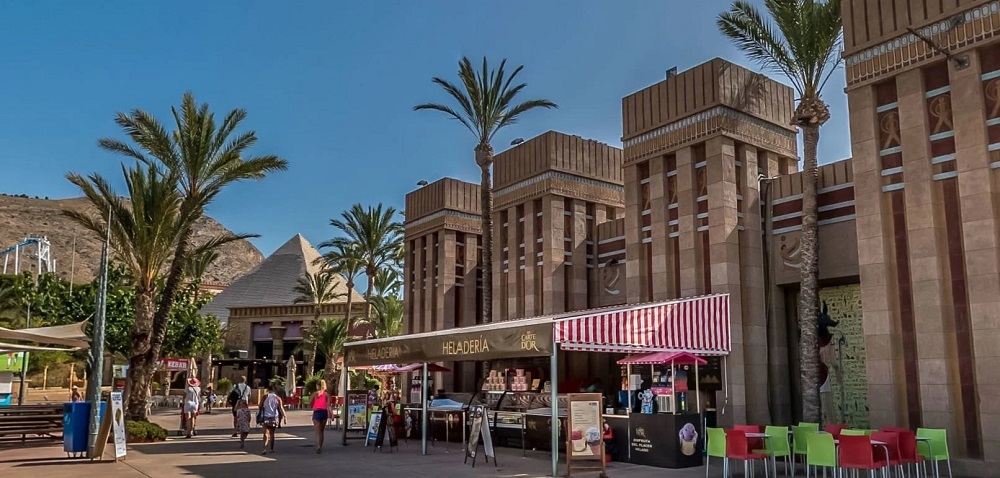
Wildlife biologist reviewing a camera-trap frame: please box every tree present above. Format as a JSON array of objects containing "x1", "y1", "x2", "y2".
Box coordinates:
[
  {"x1": 64, "y1": 163, "x2": 183, "y2": 420},
  {"x1": 0, "y1": 280, "x2": 20, "y2": 328},
  {"x1": 364, "y1": 295, "x2": 403, "y2": 339},
  {"x1": 305, "y1": 318, "x2": 349, "y2": 395},
  {"x1": 717, "y1": 0, "x2": 842, "y2": 422},
  {"x1": 293, "y1": 270, "x2": 345, "y2": 377},
  {"x1": 317, "y1": 238, "x2": 365, "y2": 334},
  {"x1": 415, "y1": 57, "x2": 557, "y2": 326},
  {"x1": 96, "y1": 93, "x2": 287, "y2": 419},
  {"x1": 372, "y1": 267, "x2": 402, "y2": 298},
  {"x1": 322, "y1": 204, "x2": 402, "y2": 323}
]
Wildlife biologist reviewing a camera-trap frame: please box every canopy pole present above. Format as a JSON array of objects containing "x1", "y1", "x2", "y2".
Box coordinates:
[
  {"x1": 421, "y1": 362, "x2": 429, "y2": 456},
  {"x1": 341, "y1": 358, "x2": 349, "y2": 446},
  {"x1": 695, "y1": 360, "x2": 701, "y2": 413},
  {"x1": 550, "y1": 345, "x2": 559, "y2": 478},
  {"x1": 626, "y1": 364, "x2": 632, "y2": 413},
  {"x1": 722, "y1": 356, "x2": 729, "y2": 417},
  {"x1": 670, "y1": 359, "x2": 675, "y2": 415}
]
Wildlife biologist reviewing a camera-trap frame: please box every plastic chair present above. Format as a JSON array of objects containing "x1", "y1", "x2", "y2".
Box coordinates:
[
  {"x1": 792, "y1": 425, "x2": 814, "y2": 472},
  {"x1": 888, "y1": 429, "x2": 924, "y2": 477},
  {"x1": 755, "y1": 425, "x2": 793, "y2": 477},
  {"x1": 841, "y1": 429, "x2": 869, "y2": 436},
  {"x1": 839, "y1": 434, "x2": 888, "y2": 477},
  {"x1": 727, "y1": 429, "x2": 771, "y2": 478},
  {"x1": 871, "y1": 431, "x2": 904, "y2": 477},
  {"x1": 916, "y1": 428, "x2": 952, "y2": 478},
  {"x1": 706, "y1": 428, "x2": 727, "y2": 478},
  {"x1": 799, "y1": 422, "x2": 820, "y2": 431},
  {"x1": 805, "y1": 433, "x2": 837, "y2": 478},
  {"x1": 824, "y1": 423, "x2": 848, "y2": 439},
  {"x1": 735, "y1": 424, "x2": 764, "y2": 453}
]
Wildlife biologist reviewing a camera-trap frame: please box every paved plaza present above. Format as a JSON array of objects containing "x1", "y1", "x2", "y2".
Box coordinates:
[{"x1": 0, "y1": 409, "x2": 701, "y2": 478}]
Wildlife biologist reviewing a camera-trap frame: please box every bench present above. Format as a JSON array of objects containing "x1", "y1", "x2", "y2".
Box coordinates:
[{"x1": 0, "y1": 404, "x2": 64, "y2": 445}]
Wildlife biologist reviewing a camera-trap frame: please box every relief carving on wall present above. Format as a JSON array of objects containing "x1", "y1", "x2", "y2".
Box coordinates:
[
  {"x1": 779, "y1": 234, "x2": 802, "y2": 270},
  {"x1": 602, "y1": 259, "x2": 622, "y2": 295},
  {"x1": 986, "y1": 77, "x2": 1000, "y2": 119},
  {"x1": 928, "y1": 95, "x2": 954, "y2": 134},
  {"x1": 667, "y1": 175, "x2": 678, "y2": 205},
  {"x1": 641, "y1": 182, "x2": 651, "y2": 210},
  {"x1": 696, "y1": 167, "x2": 707, "y2": 197},
  {"x1": 878, "y1": 110, "x2": 901, "y2": 150}
]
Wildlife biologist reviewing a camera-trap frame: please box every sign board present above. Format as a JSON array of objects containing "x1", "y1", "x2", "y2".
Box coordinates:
[
  {"x1": 0, "y1": 352, "x2": 25, "y2": 372},
  {"x1": 345, "y1": 323, "x2": 553, "y2": 367},
  {"x1": 346, "y1": 391, "x2": 368, "y2": 431},
  {"x1": 156, "y1": 358, "x2": 188, "y2": 371},
  {"x1": 364, "y1": 408, "x2": 382, "y2": 446},
  {"x1": 110, "y1": 392, "x2": 127, "y2": 459},
  {"x1": 566, "y1": 393, "x2": 606, "y2": 476},
  {"x1": 465, "y1": 405, "x2": 496, "y2": 467},
  {"x1": 0, "y1": 372, "x2": 13, "y2": 394},
  {"x1": 371, "y1": 409, "x2": 397, "y2": 452}
]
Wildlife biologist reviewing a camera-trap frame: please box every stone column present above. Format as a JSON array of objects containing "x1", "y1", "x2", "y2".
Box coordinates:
[
  {"x1": 463, "y1": 234, "x2": 480, "y2": 327},
  {"x1": 542, "y1": 195, "x2": 566, "y2": 314},
  {"x1": 439, "y1": 230, "x2": 456, "y2": 331},
  {"x1": 676, "y1": 146, "x2": 699, "y2": 297},
  {"x1": 506, "y1": 208, "x2": 519, "y2": 319},
  {"x1": 570, "y1": 199, "x2": 589, "y2": 311},
  {"x1": 270, "y1": 322, "x2": 287, "y2": 363},
  {"x1": 649, "y1": 155, "x2": 670, "y2": 300},
  {"x1": 897, "y1": 68, "x2": 956, "y2": 431},
  {"x1": 706, "y1": 136, "x2": 749, "y2": 424},
  {"x1": 492, "y1": 210, "x2": 505, "y2": 322},
  {"x1": 950, "y1": 51, "x2": 997, "y2": 461},
  {"x1": 523, "y1": 200, "x2": 538, "y2": 317},
  {"x1": 403, "y1": 239, "x2": 414, "y2": 334},
  {"x1": 423, "y1": 232, "x2": 436, "y2": 332},
  {"x1": 624, "y1": 164, "x2": 644, "y2": 304},
  {"x1": 849, "y1": 84, "x2": 905, "y2": 429},
  {"x1": 413, "y1": 236, "x2": 426, "y2": 333}
]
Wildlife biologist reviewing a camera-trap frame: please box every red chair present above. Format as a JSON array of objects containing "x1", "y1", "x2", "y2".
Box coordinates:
[
  {"x1": 726, "y1": 429, "x2": 771, "y2": 478},
  {"x1": 839, "y1": 435, "x2": 889, "y2": 477},
  {"x1": 871, "y1": 431, "x2": 904, "y2": 476},
  {"x1": 824, "y1": 423, "x2": 849, "y2": 438},
  {"x1": 734, "y1": 424, "x2": 764, "y2": 452},
  {"x1": 884, "y1": 428, "x2": 924, "y2": 477}
]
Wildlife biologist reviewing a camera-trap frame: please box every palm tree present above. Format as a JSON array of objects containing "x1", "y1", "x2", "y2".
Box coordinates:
[
  {"x1": 372, "y1": 268, "x2": 402, "y2": 298},
  {"x1": 317, "y1": 241, "x2": 365, "y2": 332},
  {"x1": 305, "y1": 318, "x2": 349, "y2": 395},
  {"x1": 364, "y1": 295, "x2": 403, "y2": 339},
  {"x1": 97, "y1": 92, "x2": 287, "y2": 417},
  {"x1": 415, "y1": 57, "x2": 557, "y2": 326},
  {"x1": 321, "y1": 204, "x2": 402, "y2": 324},
  {"x1": 64, "y1": 163, "x2": 183, "y2": 420},
  {"x1": 0, "y1": 280, "x2": 22, "y2": 329},
  {"x1": 293, "y1": 270, "x2": 345, "y2": 377},
  {"x1": 717, "y1": 0, "x2": 842, "y2": 423}
]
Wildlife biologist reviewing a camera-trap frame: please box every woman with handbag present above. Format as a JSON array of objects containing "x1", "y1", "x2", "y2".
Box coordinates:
[{"x1": 258, "y1": 383, "x2": 286, "y2": 455}]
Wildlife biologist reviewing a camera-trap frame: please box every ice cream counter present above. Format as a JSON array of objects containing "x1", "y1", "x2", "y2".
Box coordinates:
[{"x1": 606, "y1": 412, "x2": 703, "y2": 469}]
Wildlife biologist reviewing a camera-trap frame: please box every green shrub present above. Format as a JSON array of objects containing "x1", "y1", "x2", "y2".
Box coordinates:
[
  {"x1": 216, "y1": 378, "x2": 233, "y2": 396},
  {"x1": 126, "y1": 420, "x2": 167, "y2": 442},
  {"x1": 304, "y1": 373, "x2": 324, "y2": 395}
]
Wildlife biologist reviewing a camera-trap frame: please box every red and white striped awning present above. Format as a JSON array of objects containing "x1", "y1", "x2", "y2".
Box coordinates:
[{"x1": 553, "y1": 294, "x2": 730, "y2": 355}]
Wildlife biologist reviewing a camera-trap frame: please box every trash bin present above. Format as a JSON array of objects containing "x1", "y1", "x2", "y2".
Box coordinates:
[{"x1": 63, "y1": 401, "x2": 106, "y2": 456}]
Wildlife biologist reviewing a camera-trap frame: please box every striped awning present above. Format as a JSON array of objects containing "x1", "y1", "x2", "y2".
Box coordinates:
[{"x1": 553, "y1": 294, "x2": 730, "y2": 355}]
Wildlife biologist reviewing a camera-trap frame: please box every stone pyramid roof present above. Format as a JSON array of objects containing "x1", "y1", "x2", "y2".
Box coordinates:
[{"x1": 201, "y1": 233, "x2": 363, "y2": 323}]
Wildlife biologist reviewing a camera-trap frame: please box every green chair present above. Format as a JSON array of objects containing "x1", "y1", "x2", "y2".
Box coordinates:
[
  {"x1": 792, "y1": 425, "x2": 813, "y2": 472},
  {"x1": 840, "y1": 429, "x2": 868, "y2": 436},
  {"x1": 798, "y1": 422, "x2": 820, "y2": 431},
  {"x1": 805, "y1": 433, "x2": 837, "y2": 478},
  {"x1": 706, "y1": 428, "x2": 727, "y2": 478},
  {"x1": 916, "y1": 428, "x2": 952, "y2": 478},
  {"x1": 756, "y1": 426, "x2": 792, "y2": 477}
]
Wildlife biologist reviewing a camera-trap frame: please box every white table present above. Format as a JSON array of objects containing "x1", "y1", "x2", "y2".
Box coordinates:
[
  {"x1": 747, "y1": 432, "x2": 777, "y2": 477},
  {"x1": 915, "y1": 436, "x2": 934, "y2": 478}
]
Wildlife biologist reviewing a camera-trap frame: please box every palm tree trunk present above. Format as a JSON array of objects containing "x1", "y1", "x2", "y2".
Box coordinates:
[
  {"x1": 125, "y1": 290, "x2": 156, "y2": 420},
  {"x1": 476, "y1": 145, "x2": 494, "y2": 379},
  {"x1": 364, "y1": 267, "x2": 375, "y2": 339},
  {"x1": 305, "y1": 310, "x2": 318, "y2": 378},
  {"x1": 344, "y1": 281, "x2": 354, "y2": 334},
  {"x1": 798, "y1": 123, "x2": 821, "y2": 423}
]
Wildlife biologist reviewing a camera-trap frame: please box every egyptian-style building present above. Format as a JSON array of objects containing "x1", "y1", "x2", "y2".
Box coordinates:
[{"x1": 402, "y1": 1, "x2": 1000, "y2": 472}]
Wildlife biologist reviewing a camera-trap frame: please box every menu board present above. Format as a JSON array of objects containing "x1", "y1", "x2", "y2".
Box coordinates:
[
  {"x1": 365, "y1": 408, "x2": 382, "y2": 446},
  {"x1": 565, "y1": 393, "x2": 606, "y2": 475},
  {"x1": 346, "y1": 390, "x2": 368, "y2": 431},
  {"x1": 465, "y1": 405, "x2": 495, "y2": 466},
  {"x1": 110, "y1": 392, "x2": 127, "y2": 459}
]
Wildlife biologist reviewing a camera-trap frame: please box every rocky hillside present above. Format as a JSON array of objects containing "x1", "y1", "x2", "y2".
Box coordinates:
[{"x1": 0, "y1": 195, "x2": 264, "y2": 284}]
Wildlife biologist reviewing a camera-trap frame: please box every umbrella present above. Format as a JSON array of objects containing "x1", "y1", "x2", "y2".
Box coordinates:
[
  {"x1": 188, "y1": 356, "x2": 198, "y2": 382},
  {"x1": 285, "y1": 356, "x2": 297, "y2": 396}
]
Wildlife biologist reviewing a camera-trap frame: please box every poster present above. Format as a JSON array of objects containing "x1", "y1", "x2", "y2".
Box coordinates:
[
  {"x1": 0, "y1": 352, "x2": 25, "y2": 372},
  {"x1": 568, "y1": 395, "x2": 603, "y2": 458},
  {"x1": 346, "y1": 391, "x2": 368, "y2": 431},
  {"x1": 110, "y1": 391, "x2": 127, "y2": 459},
  {"x1": 365, "y1": 410, "x2": 383, "y2": 446}
]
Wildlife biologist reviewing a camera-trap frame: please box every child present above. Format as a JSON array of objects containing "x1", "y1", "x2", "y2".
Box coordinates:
[{"x1": 235, "y1": 399, "x2": 251, "y2": 449}]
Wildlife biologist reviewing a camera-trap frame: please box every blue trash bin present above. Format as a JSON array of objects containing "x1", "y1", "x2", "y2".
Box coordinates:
[{"x1": 63, "y1": 401, "x2": 106, "y2": 455}]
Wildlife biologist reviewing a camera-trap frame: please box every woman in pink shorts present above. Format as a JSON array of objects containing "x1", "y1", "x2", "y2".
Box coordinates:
[{"x1": 310, "y1": 380, "x2": 333, "y2": 453}]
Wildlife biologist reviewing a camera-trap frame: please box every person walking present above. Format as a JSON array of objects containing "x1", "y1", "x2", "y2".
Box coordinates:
[
  {"x1": 204, "y1": 385, "x2": 215, "y2": 414},
  {"x1": 310, "y1": 380, "x2": 333, "y2": 453},
  {"x1": 228, "y1": 376, "x2": 251, "y2": 438},
  {"x1": 183, "y1": 377, "x2": 201, "y2": 438},
  {"x1": 260, "y1": 383, "x2": 286, "y2": 455},
  {"x1": 234, "y1": 399, "x2": 251, "y2": 449}
]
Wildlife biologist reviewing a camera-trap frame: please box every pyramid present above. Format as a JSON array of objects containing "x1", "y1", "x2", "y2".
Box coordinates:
[{"x1": 200, "y1": 233, "x2": 363, "y2": 324}]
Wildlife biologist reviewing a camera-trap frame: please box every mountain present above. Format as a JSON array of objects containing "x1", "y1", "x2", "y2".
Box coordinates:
[{"x1": 0, "y1": 194, "x2": 264, "y2": 284}]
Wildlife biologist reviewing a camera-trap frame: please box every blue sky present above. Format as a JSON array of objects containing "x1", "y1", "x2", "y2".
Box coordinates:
[{"x1": 0, "y1": 0, "x2": 850, "y2": 257}]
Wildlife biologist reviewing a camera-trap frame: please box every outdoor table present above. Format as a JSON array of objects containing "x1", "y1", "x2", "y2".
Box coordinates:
[
  {"x1": 746, "y1": 432, "x2": 775, "y2": 476},
  {"x1": 915, "y1": 436, "x2": 935, "y2": 478},
  {"x1": 402, "y1": 406, "x2": 467, "y2": 452}
]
